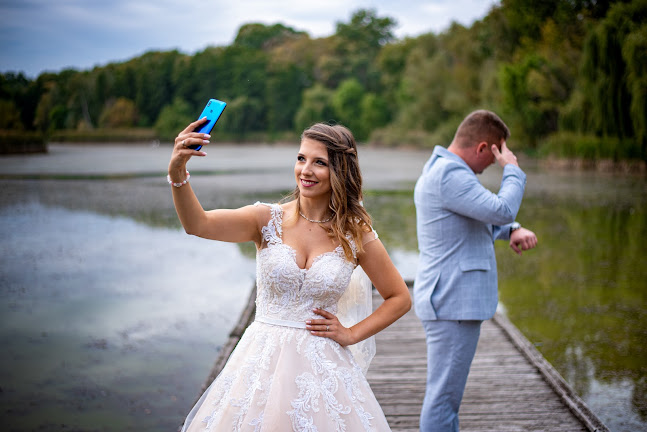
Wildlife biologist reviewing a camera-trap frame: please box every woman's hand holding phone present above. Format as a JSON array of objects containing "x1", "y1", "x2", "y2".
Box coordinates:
[
  {"x1": 175, "y1": 117, "x2": 211, "y2": 152},
  {"x1": 168, "y1": 99, "x2": 226, "y2": 179},
  {"x1": 168, "y1": 118, "x2": 210, "y2": 178}
]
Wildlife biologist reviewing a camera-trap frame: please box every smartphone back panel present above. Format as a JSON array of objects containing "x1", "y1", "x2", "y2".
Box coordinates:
[
  {"x1": 190, "y1": 99, "x2": 226, "y2": 150},
  {"x1": 195, "y1": 99, "x2": 227, "y2": 133}
]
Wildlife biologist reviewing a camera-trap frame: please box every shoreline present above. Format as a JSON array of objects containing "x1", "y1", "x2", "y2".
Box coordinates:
[
  {"x1": 539, "y1": 156, "x2": 646, "y2": 174},
  {"x1": 3, "y1": 142, "x2": 645, "y2": 177}
]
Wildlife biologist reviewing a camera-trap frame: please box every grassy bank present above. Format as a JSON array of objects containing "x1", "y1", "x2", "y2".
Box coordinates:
[
  {"x1": 48, "y1": 128, "x2": 158, "y2": 143},
  {"x1": 537, "y1": 132, "x2": 646, "y2": 173},
  {"x1": 0, "y1": 130, "x2": 47, "y2": 154}
]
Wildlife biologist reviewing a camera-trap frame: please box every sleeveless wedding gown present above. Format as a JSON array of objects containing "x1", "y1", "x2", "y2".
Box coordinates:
[{"x1": 181, "y1": 203, "x2": 391, "y2": 432}]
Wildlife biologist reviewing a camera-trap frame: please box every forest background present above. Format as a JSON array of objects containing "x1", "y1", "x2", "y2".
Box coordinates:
[{"x1": 1, "y1": 0, "x2": 646, "y2": 164}]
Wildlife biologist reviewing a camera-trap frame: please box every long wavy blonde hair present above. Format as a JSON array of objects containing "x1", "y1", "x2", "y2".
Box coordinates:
[{"x1": 289, "y1": 123, "x2": 372, "y2": 262}]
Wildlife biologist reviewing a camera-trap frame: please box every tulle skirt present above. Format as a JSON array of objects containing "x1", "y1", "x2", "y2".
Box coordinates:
[{"x1": 181, "y1": 321, "x2": 391, "y2": 432}]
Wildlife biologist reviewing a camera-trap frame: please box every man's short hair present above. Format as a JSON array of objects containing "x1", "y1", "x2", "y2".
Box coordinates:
[{"x1": 454, "y1": 110, "x2": 510, "y2": 148}]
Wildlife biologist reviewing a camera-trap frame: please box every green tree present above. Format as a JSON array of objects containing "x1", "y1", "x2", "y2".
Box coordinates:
[
  {"x1": 219, "y1": 95, "x2": 265, "y2": 137},
  {"x1": 33, "y1": 84, "x2": 54, "y2": 132},
  {"x1": 331, "y1": 78, "x2": 365, "y2": 139},
  {"x1": 294, "y1": 84, "x2": 335, "y2": 132},
  {"x1": 153, "y1": 97, "x2": 193, "y2": 140},
  {"x1": 264, "y1": 33, "x2": 317, "y2": 134},
  {"x1": 112, "y1": 63, "x2": 137, "y2": 101},
  {"x1": 134, "y1": 50, "x2": 184, "y2": 125},
  {"x1": 333, "y1": 9, "x2": 397, "y2": 90},
  {"x1": 0, "y1": 72, "x2": 43, "y2": 130},
  {"x1": 376, "y1": 38, "x2": 417, "y2": 119},
  {"x1": 99, "y1": 98, "x2": 138, "y2": 128},
  {"x1": 215, "y1": 45, "x2": 269, "y2": 133},
  {"x1": 233, "y1": 23, "x2": 306, "y2": 50},
  {"x1": 174, "y1": 47, "x2": 225, "y2": 110},
  {"x1": 266, "y1": 62, "x2": 308, "y2": 133},
  {"x1": 492, "y1": 1, "x2": 593, "y2": 148},
  {"x1": 498, "y1": 55, "x2": 548, "y2": 148},
  {"x1": 574, "y1": 0, "x2": 647, "y2": 159},
  {"x1": 68, "y1": 71, "x2": 96, "y2": 129},
  {"x1": 500, "y1": 0, "x2": 596, "y2": 46},
  {"x1": 396, "y1": 33, "x2": 458, "y2": 133},
  {"x1": 33, "y1": 73, "x2": 81, "y2": 132},
  {"x1": 336, "y1": 8, "x2": 396, "y2": 50},
  {"x1": 313, "y1": 50, "x2": 348, "y2": 89},
  {"x1": 623, "y1": 23, "x2": 647, "y2": 155},
  {"x1": 0, "y1": 99, "x2": 23, "y2": 129},
  {"x1": 48, "y1": 105, "x2": 69, "y2": 130},
  {"x1": 360, "y1": 93, "x2": 390, "y2": 139}
]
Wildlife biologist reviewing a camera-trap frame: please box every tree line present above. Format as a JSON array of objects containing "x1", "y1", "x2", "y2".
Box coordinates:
[{"x1": 1, "y1": 0, "x2": 645, "y2": 161}]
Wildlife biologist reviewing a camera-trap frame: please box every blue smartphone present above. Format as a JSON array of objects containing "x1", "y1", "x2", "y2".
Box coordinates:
[{"x1": 189, "y1": 98, "x2": 227, "y2": 150}]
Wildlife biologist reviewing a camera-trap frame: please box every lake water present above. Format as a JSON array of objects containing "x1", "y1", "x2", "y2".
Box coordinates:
[
  {"x1": 0, "y1": 201, "x2": 256, "y2": 431},
  {"x1": 0, "y1": 144, "x2": 645, "y2": 431}
]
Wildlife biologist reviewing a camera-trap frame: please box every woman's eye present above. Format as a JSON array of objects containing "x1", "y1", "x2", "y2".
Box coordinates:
[
  {"x1": 316, "y1": 160, "x2": 327, "y2": 166},
  {"x1": 297, "y1": 155, "x2": 305, "y2": 162}
]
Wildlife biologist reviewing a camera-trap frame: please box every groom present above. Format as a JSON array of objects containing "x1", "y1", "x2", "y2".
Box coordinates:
[{"x1": 413, "y1": 110, "x2": 537, "y2": 431}]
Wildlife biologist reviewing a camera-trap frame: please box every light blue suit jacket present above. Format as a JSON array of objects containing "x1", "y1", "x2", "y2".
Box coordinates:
[{"x1": 413, "y1": 145, "x2": 526, "y2": 321}]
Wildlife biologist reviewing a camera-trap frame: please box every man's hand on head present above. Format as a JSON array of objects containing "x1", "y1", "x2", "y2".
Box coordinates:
[{"x1": 491, "y1": 142, "x2": 519, "y2": 168}]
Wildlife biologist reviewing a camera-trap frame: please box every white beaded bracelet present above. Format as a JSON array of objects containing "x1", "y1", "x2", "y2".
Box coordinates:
[{"x1": 167, "y1": 170, "x2": 190, "y2": 188}]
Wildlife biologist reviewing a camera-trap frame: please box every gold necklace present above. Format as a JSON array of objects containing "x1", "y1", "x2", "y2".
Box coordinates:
[{"x1": 299, "y1": 210, "x2": 333, "y2": 224}]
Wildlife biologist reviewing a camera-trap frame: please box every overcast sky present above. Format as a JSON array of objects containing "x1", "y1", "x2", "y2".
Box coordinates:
[{"x1": 0, "y1": 0, "x2": 499, "y2": 78}]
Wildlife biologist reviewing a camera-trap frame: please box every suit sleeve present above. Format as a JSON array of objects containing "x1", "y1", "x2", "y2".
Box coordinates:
[
  {"x1": 440, "y1": 163, "x2": 526, "y2": 226},
  {"x1": 492, "y1": 223, "x2": 512, "y2": 241}
]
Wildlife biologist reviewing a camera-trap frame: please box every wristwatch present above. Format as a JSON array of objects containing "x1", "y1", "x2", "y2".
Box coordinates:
[{"x1": 510, "y1": 222, "x2": 521, "y2": 235}]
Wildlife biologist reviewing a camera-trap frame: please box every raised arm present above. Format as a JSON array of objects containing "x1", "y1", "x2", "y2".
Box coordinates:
[
  {"x1": 168, "y1": 119, "x2": 263, "y2": 245},
  {"x1": 440, "y1": 162, "x2": 526, "y2": 226}
]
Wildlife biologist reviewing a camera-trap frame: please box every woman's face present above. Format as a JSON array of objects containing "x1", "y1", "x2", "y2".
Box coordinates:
[{"x1": 294, "y1": 137, "x2": 331, "y2": 200}]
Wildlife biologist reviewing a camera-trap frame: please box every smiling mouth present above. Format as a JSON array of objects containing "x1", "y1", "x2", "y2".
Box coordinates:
[{"x1": 300, "y1": 179, "x2": 318, "y2": 187}]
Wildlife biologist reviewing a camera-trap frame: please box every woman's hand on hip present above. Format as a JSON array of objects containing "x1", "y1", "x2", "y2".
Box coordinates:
[{"x1": 306, "y1": 308, "x2": 355, "y2": 346}]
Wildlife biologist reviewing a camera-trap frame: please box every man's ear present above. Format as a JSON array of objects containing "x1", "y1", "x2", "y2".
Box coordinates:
[{"x1": 476, "y1": 141, "x2": 488, "y2": 154}]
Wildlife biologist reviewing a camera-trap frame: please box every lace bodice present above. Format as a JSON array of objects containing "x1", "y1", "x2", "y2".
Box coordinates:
[{"x1": 254, "y1": 202, "x2": 357, "y2": 323}]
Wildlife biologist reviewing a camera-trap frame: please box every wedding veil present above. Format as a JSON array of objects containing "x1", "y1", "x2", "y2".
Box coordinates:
[{"x1": 336, "y1": 264, "x2": 376, "y2": 375}]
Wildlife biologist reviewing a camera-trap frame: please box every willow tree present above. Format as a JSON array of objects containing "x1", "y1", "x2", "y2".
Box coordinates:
[
  {"x1": 622, "y1": 21, "x2": 647, "y2": 158},
  {"x1": 576, "y1": 0, "x2": 647, "y2": 159}
]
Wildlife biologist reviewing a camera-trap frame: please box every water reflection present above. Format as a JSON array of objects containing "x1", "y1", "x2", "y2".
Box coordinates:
[
  {"x1": 0, "y1": 202, "x2": 255, "y2": 431},
  {"x1": 494, "y1": 193, "x2": 646, "y2": 432}
]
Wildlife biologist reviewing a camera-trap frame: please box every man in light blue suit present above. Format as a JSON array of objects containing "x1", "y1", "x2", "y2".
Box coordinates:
[{"x1": 413, "y1": 110, "x2": 537, "y2": 431}]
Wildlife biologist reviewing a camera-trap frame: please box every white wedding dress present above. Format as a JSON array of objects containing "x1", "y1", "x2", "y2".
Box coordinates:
[{"x1": 181, "y1": 203, "x2": 391, "y2": 432}]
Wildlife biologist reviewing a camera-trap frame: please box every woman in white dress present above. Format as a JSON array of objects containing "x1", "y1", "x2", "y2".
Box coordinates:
[{"x1": 168, "y1": 120, "x2": 411, "y2": 432}]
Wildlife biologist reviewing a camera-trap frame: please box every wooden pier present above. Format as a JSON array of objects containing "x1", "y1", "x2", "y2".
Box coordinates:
[{"x1": 198, "y1": 285, "x2": 609, "y2": 432}]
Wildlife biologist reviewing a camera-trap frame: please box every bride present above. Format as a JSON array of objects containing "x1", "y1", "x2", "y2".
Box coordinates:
[{"x1": 168, "y1": 120, "x2": 411, "y2": 431}]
